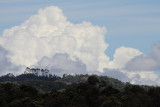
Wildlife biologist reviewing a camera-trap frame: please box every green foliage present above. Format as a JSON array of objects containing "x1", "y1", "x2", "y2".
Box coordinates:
[
  {"x1": 0, "y1": 73, "x2": 61, "y2": 82},
  {"x1": 88, "y1": 75, "x2": 99, "y2": 85},
  {"x1": 0, "y1": 73, "x2": 160, "y2": 106}
]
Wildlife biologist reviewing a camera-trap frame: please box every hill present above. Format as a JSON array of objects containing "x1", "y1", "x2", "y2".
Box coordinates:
[
  {"x1": 0, "y1": 72, "x2": 126, "y2": 92},
  {"x1": 0, "y1": 67, "x2": 130, "y2": 92},
  {"x1": 0, "y1": 75, "x2": 159, "y2": 106}
]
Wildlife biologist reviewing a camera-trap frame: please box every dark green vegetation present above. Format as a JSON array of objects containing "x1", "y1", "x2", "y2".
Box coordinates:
[
  {"x1": 0, "y1": 74, "x2": 160, "y2": 106},
  {"x1": 0, "y1": 73, "x2": 125, "y2": 92},
  {"x1": 0, "y1": 73, "x2": 64, "y2": 92}
]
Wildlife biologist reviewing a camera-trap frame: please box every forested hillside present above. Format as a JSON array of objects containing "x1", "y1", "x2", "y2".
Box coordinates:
[
  {"x1": 0, "y1": 69, "x2": 127, "y2": 92},
  {"x1": 0, "y1": 75, "x2": 160, "y2": 107}
]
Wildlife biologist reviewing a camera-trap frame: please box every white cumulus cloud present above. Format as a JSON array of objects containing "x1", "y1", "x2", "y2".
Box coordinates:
[
  {"x1": 0, "y1": 5, "x2": 160, "y2": 86},
  {"x1": 107, "y1": 47, "x2": 143, "y2": 69},
  {"x1": 0, "y1": 45, "x2": 25, "y2": 75},
  {"x1": 0, "y1": 6, "x2": 109, "y2": 72}
]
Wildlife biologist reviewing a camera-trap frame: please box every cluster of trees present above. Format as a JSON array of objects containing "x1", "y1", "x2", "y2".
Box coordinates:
[
  {"x1": 0, "y1": 75, "x2": 160, "y2": 107},
  {"x1": 0, "y1": 73, "x2": 66, "y2": 92},
  {"x1": 0, "y1": 73, "x2": 61, "y2": 82},
  {"x1": 24, "y1": 67, "x2": 50, "y2": 77}
]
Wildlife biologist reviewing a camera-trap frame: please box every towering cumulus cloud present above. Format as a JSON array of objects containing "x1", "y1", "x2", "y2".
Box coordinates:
[
  {"x1": 0, "y1": 6, "x2": 109, "y2": 73},
  {"x1": 0, "y1": 6, "x2": 159, "y2": 85}
]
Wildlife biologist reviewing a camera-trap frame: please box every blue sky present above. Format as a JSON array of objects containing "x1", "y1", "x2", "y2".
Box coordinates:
[{"x1": 0, "y1": 0, "x2": 160, "y2": 59}]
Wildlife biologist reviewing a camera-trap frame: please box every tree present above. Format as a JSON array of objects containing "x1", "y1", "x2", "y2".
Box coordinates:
[{"x1": 88, "y1": 75, "x2": 99, "y2": 85}]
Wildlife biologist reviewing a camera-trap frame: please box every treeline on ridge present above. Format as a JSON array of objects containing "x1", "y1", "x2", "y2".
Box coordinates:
[
  {"x1": 0, "y1": 71, "x2": 127, "y2": 92},
  {"x1": 0, "y1": 75, "x2": 160, "y2": 107}
]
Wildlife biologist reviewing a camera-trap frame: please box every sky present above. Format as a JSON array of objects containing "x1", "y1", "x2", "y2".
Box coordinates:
[{"x1": 0, "y1": 0, "x2": 160, "y2": 85}]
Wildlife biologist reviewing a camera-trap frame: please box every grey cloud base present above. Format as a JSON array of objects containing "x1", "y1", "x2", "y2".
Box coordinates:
[
  {"x1": 125, "y1": 42, "x2": 160, "y2": 71},
  {"x1": 36, "y1": 53, "x2": 88, "y2": 76}
]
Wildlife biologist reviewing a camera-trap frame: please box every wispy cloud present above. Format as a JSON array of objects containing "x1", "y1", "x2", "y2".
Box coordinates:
[
  {"x1": 65, "y1": 5, "x2": 160, "y2": 19},
  {"x1": 0, "y1": 0, "x2": 31, "y2": 3}
]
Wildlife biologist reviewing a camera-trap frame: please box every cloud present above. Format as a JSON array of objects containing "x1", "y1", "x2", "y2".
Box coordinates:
[
  {"x1": 67, "y1": 5, "x2": 160, "y2": 19},
  {"x1": 102, "y1": 68, "x2": 130, "y2": 82},
  {"x1": 0, "y1": 6, "x2": 109, "y2": 73},
  {"x1": 125, "y1": 42, "x2": 160, "y2": 71},
  {"x1": 0, "y1": 45, "x2": 24, "y2": 75},
  {"x1": 129, "y1": 74, "x2": 158, "y2": 86},
  {"x1": 0, "y1": 0, "x2": 29, "y2": 3},
  {"x1": 0, "y1": 5, "x2": 160, "y2": 86},
  {"x1": 107, "y1": 47, "x2": 143, "y2": 69},
  {"x1": 101, "y1": 68, "x2": 158, "y2": 85},
  {"x1": 36, "y1": 53, "x2": 87, "y2": 76},
  {"x1": 122, "y1": 70, "x2": 158, "y2": 85}
]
